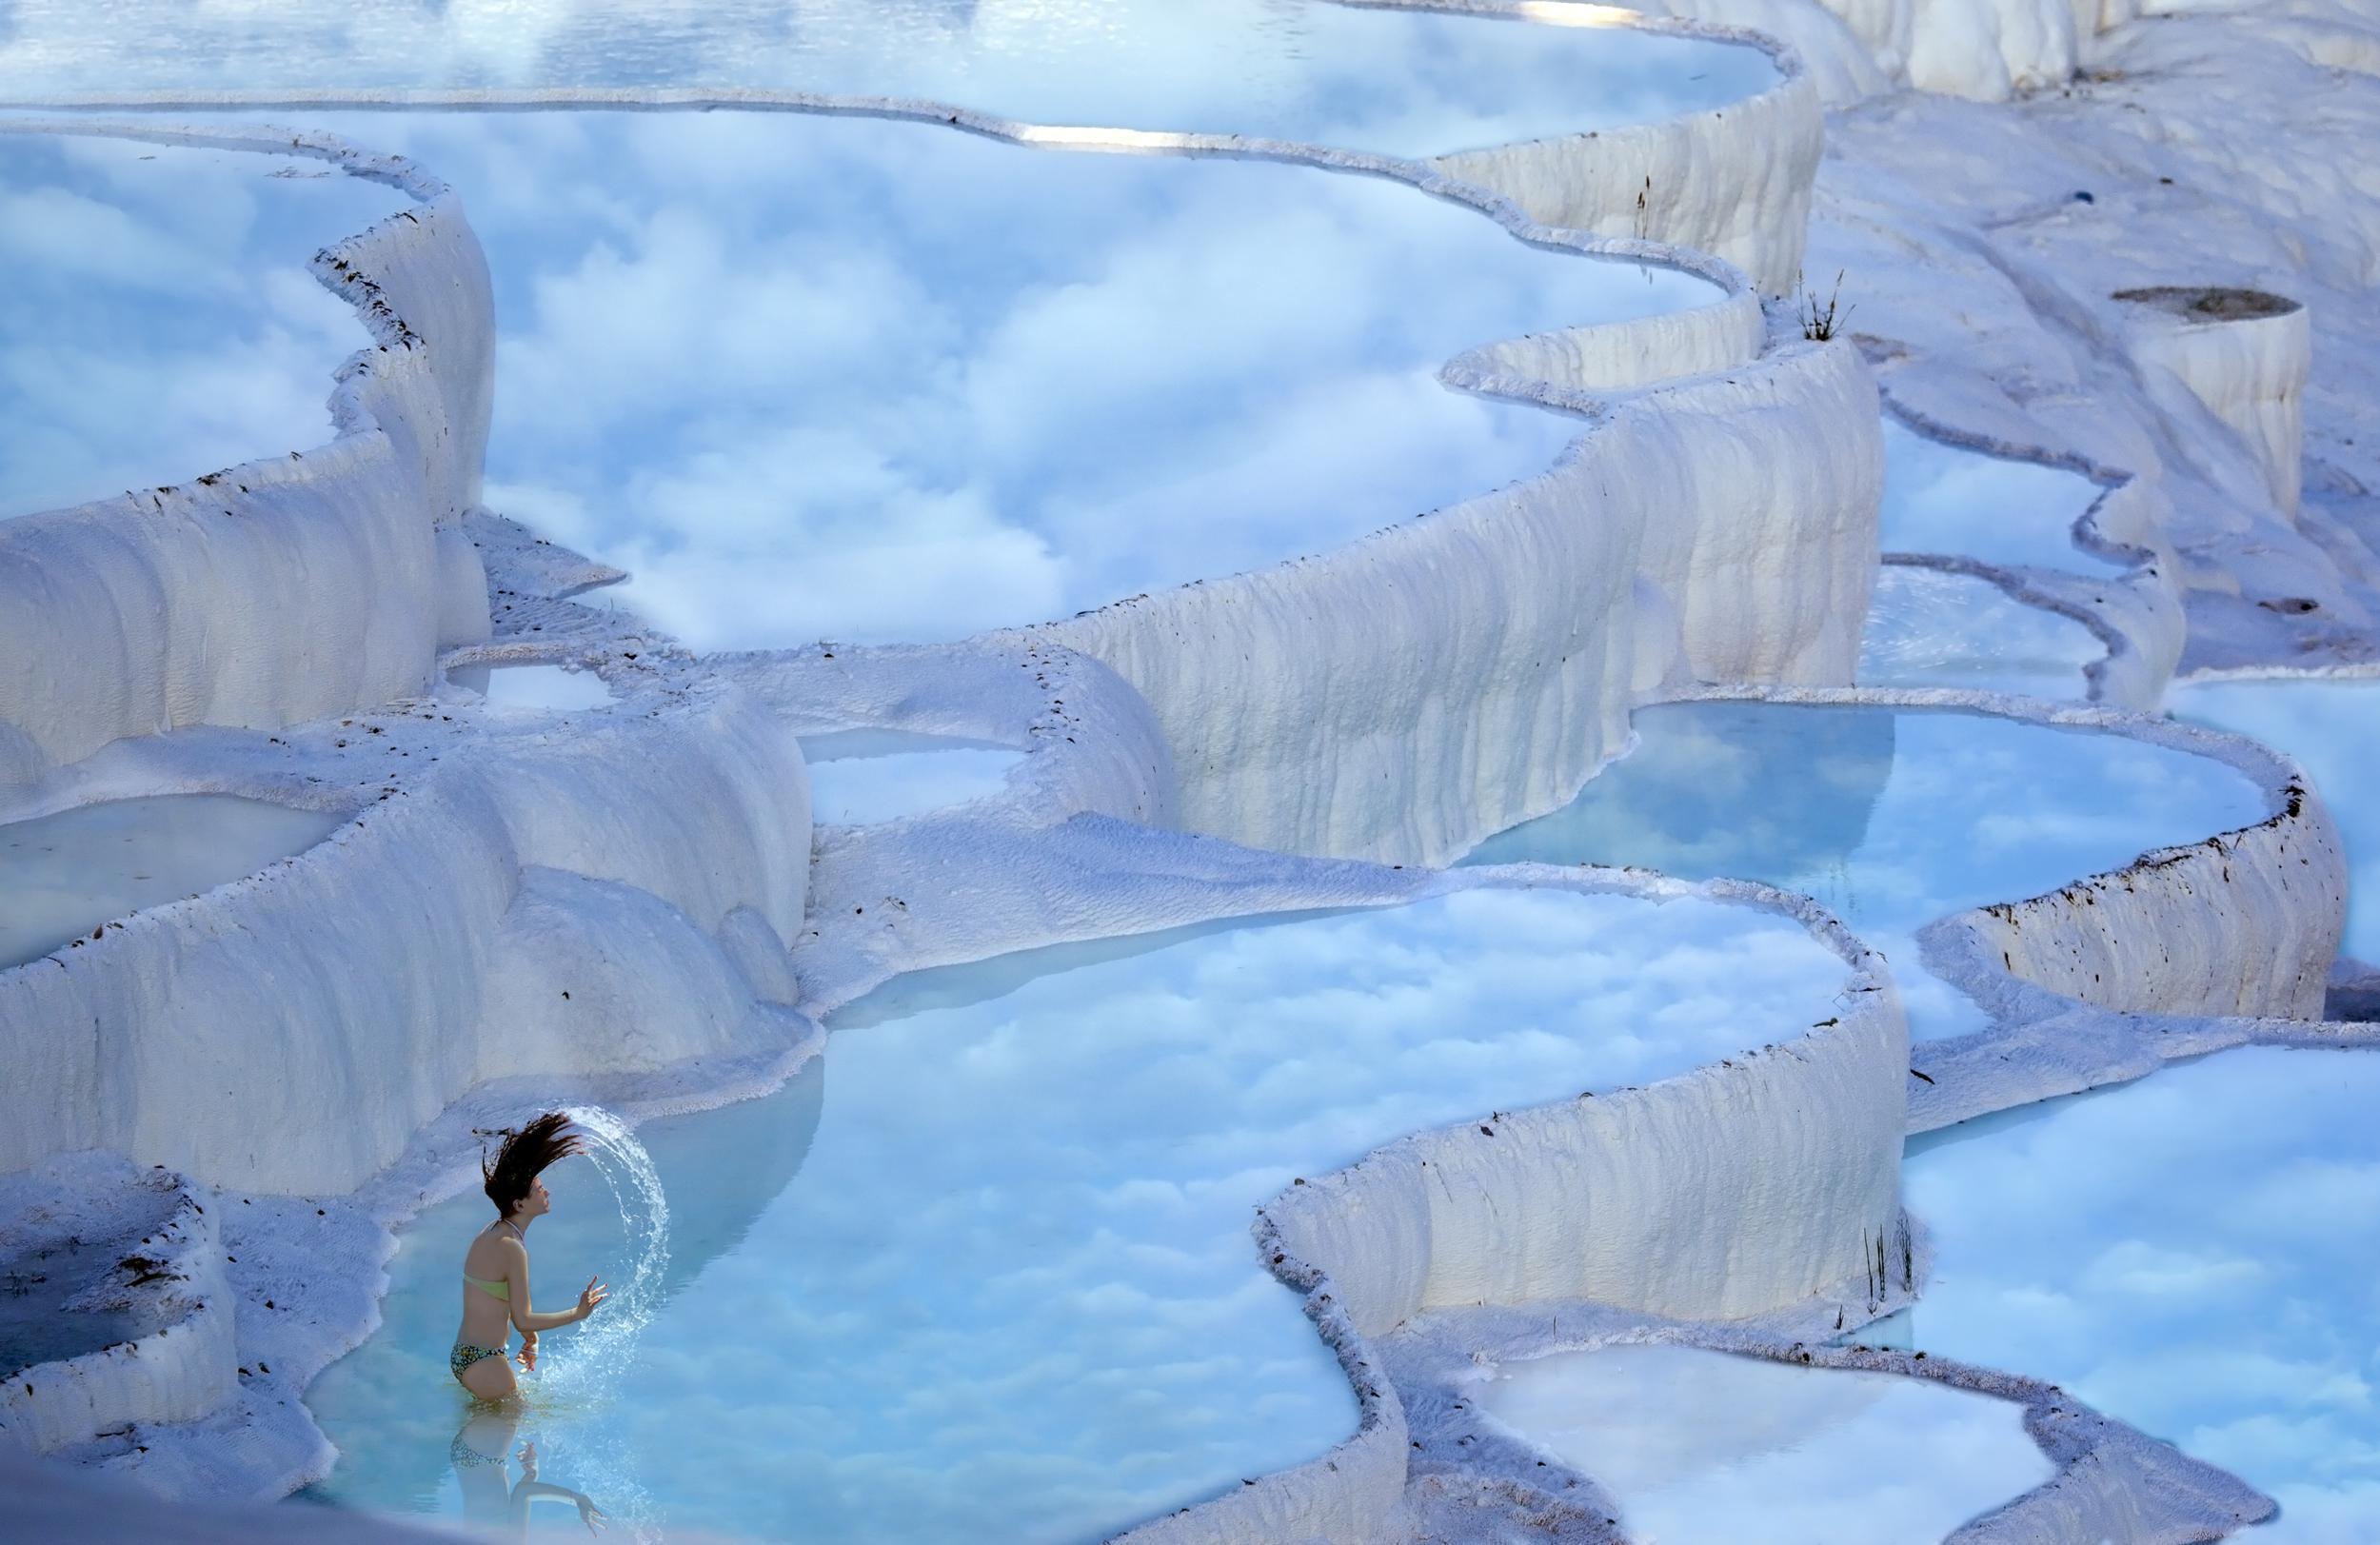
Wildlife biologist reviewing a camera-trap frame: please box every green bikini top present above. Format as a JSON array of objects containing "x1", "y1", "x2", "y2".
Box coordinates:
[{"x1": 466, "y1": 1221, "x2": 521, "y2": 1300}]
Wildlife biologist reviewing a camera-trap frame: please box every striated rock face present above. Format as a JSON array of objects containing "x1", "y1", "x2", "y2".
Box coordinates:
[
  {"x1": 1927, "y1": 758, "x2": 2347, "y2": 1020},
  {"x1": 1038, "y1": 339, "x2": 1881, "y2": 868},
  {"x1": 0, "y1": 129, "x2": 494, "y2": 785},
  {"x1": 0, "y1": 682, "x2": 814, "y2": 1197},
  {"x1": 1137, "y1": 877, "x2": 1906, "y2": 1545},
  {"x1": 1264, "y1": 936, "x2": 1903, "y2": 1334},
  {"x1": 1432, "y1": 58, "x2": 1822, "y2": 292},
  {"x1": 2114, "y1": 287, "x2": 2311, "y2": 520},
  {"x1": 1916, "y1": 700, "x2": 2348, "y2": 1022},
  {"x1": 0, "y1": 128, "x2": 814, "y2": 1198}
]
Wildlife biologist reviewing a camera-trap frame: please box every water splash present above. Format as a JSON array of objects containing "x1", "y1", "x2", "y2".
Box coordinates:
[{"x1": 539, "y1": 1104, "x2": 670, "y2": 1399}]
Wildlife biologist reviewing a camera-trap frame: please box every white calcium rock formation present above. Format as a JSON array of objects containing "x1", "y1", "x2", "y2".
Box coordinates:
[
  {"x1": 0, "y1": 130, "x2": 813, "y2": 1198},
  {"x1": 0, "y1": 124, "x2": 492, "y2": 787},
  {"x1": 1924, "y1": 721, "x2": 2345, "y2": 1020},
  {"x1": 1039, "y1": 338, "x2": 1880, "y2": 865},
  {"x1": 0, "y1": 1157, "x2": 232, "y2": 1456},
  {"x1": 2113, "y1": 286, "x2": 2311, "y2": 519},
  {"x1": 1432, "y1": 46, "x2": 1822, "y2": 292},
  {"x1": 1103, "y1": 869, "x2": 1906, "y2": 1544}
]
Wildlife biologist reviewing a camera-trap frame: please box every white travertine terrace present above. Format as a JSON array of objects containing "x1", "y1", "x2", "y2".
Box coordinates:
[
  {"x1": 1160, "y1": 877, "x2": 1906, "y2": 1542},
  {"x1": 1927, "y1": 721, "x2": 2343, "y2": 1021},
  {"x1": 0, "y1": 129, "x2": 489, "y2": 785},
  {"x1": 0, "y1": 1159, "x2": 230, "y2": 1456},
  {"x1": 0, "y1": 0, "x2": 2375, "y2": 1538},
  {"x1": 1035, "y1": 339, "x2": 1880, "y2": 863},
  {"x1": 1425, "y1": 28, "x2": 1822, "y2": 290},
  {"x1": 2113, "y1": 286, "x2": 2311, "y2": 520}
]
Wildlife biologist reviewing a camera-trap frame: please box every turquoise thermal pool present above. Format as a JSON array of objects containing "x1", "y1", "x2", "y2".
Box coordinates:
[
  {"x1": 1857, "y1": 565, "x2": 2102, "y2": 700},
  {"x1": 1906, "y1": 1048, "x2": 2380, "y2": 1541},
  {"x1": 0, "y1": 795, "x2": 343, "y2": 971},
  {"x1": 315, "y1": 109, "x2": 1713, "y2": 649},
  {"x1": 1473, "y1": 1343, "x2": 2053, "y2": 1543},
  {"x1": 0, "y1": 132, "x2": 398, "y2": 521},
  {"x1": 0, "y1": 3, "x2": 1776, "y2": 160},
  {"x1": 800, "y1": 729, "x2": 1024, "y2": 824},
  {"x1": 1460, "y1": 701, "x2": 2268, "y2": 1040},
  {"x1": 302, "y1": 886, "x2": 1849, "y2": 1540},
  {"x1": 1878, "y1": 420, "x2": 2119, "y2": 575},
  {"x1": 2172, "y1": 677, "x2": 2380, "y2": 964}
]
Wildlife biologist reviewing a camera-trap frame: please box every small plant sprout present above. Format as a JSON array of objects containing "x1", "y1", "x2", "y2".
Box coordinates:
[{"x1": 1801, "y1": 269, "x2": 1854, "y2": 342}]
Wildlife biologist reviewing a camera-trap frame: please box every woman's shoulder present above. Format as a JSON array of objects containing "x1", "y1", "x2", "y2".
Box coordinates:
[{"x1": 466, "y1": 1223, "x2": 528, "y2": 1265}]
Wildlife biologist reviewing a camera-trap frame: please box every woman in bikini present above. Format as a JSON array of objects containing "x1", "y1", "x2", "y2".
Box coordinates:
[{"x1": 452, "y1": 1112, "x2": 609, "y2": 1401}]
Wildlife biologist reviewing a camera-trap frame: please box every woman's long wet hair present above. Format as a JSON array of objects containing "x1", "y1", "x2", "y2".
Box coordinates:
[{"x1": 482, "y1": 1112, "x2": 585, "y2": 1218}]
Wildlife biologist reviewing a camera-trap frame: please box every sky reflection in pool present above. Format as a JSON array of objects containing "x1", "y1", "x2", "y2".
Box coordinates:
[
  {"x1": 2172, "y1": 678, "x2": 2380, "y2": 963},
  {"x1": 303, "y1": 886, "x2": 1846, "y2": 1540},
  {"x1": 0, "y1": 133, "x2": 396, "y2": 520},
  {"x1": 1474, "y1": 1342, "x2": 2053, "y2": 1543},
  {"x1": 1906, "y1": 1048, "x2": 2380, "y2": 1542},
  {"x1": 800, "y1": 729, "x2": 1023, "y2": 824},
  {"x1": 1878, "y1": 420, "x2": 2118, "y2": 575},
  {"x1": 1459, "y1": 702, "x2": 2267, "y2": 1040},
  {"x1": 311, "y1": 110, "x2": 1711, "y2": 650},
  {"x1": 0, "y1": 3, "x2": 1775, "y2": 160},
  {"x1": 0, "y1": 795, "x2": 343, "y2": 970},
  {"x1": 448, "y1": 662, "x2": 617, "y2": 714},
  {"x1": 1857, "y1": 565, "x2": 2102, "y2": 701}
]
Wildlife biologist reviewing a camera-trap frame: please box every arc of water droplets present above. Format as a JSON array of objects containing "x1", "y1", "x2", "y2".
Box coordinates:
[{"x1": 542, "y1": 1104, "x2": 671, "y2": 1396}]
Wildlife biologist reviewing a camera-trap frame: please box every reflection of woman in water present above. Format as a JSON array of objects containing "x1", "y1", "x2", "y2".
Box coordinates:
[
  {"x1": 452, "y1": 1406, "x2": 609, "y2": 1535},
  {"x1": 452, "y1": 1113, "x2": 609, "y2": 1401}
]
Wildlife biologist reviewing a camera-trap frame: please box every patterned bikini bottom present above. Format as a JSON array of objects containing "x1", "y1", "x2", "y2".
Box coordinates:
[{"x1": 449, "y1": 1342, "x2": 506, "y2": 1383}]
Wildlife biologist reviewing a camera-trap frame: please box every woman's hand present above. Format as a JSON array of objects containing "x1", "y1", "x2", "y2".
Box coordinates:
[
  {"x1": 577, "y1": 1494, "x2": 609, "y2": 1535},
  {"x1": 575, "y1": 1276, "x2": 608, "y2": 1321},
  {"x1": 514, "y1": 1331, "x2": 539, "y2": 1373}
]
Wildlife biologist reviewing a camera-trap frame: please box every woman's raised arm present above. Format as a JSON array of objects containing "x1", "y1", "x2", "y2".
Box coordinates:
[{"x1": 503, "y1": 1241, "x2": 608, "y2": 1335}]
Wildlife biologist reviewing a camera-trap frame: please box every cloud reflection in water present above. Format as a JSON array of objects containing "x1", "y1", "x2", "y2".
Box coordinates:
[
  {"x1": 0, "y1": 3, "x2": 1775, "y2": 161},
  {"x1": 1475, "y1": 1342, "x2": 2053, "y2": 1543},
  {"x1": 304, "y1": 887, "x2": 1846, "y2": 1540},
  {"x1": 1857, "y1": 566, "x2": 2104, "y2": 700},
  {"x1": 0, "y1": 133, "x2": 395, "y2": 520},
  {"x1": 1459, "y1": 702, "x2": 2268, "y2": 1040},
  {"x1": 1906, "y1": 1048, "x2": 2380, "y2": 1543},
  {"x1": 313, "y1": 109, "x2": 1712, "y2": 649}
]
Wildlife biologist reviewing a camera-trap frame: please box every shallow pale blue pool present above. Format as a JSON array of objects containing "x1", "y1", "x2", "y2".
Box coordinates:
[
  {"x1": 299, "y1": 109, "x2": 1709, "y2": 650},
  {"x1": 0, "y1": 132, "x2": 398, "y2": 520},
  {"x1": 0, "y1": 2, "x2": 1775, "y2": 160},
  {"x1": 1459, "y1": 702, "x2": 2269, "y2": 1040},
  {"x1": 446, "y1": 663, "x2": 617, "y2": 715},
  {"x1": 1906, "y1": 1048, "x2": 2380, "y2": 1542},
  {"x1": 301, "y1": 885, "x2": 1848, "y2": 1540},
  {"x1": 0, "y1": 794, "x2": 344, "y2": 971},
  {"x1": 1473, "y1": 1342, "x2": 2054, "y2": 1543},
  {"x1": 1857, "y1": 565, "x2": 2103, "y2": 700},
  {"x1": 2172, "y1": 678, "x2": 2379, "y2": 964},
  {"x1": 1877, "y1": 421, "x2": 2119, "y2": 576},
  {"x1": 800, "y1": 730, "x2": 1024, "y2": 825}
]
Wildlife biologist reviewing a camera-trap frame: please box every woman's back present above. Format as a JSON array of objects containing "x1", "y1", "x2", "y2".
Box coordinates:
[{"x1": 458, "y1": 1225, "x2": 520, "y2": 1346}]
